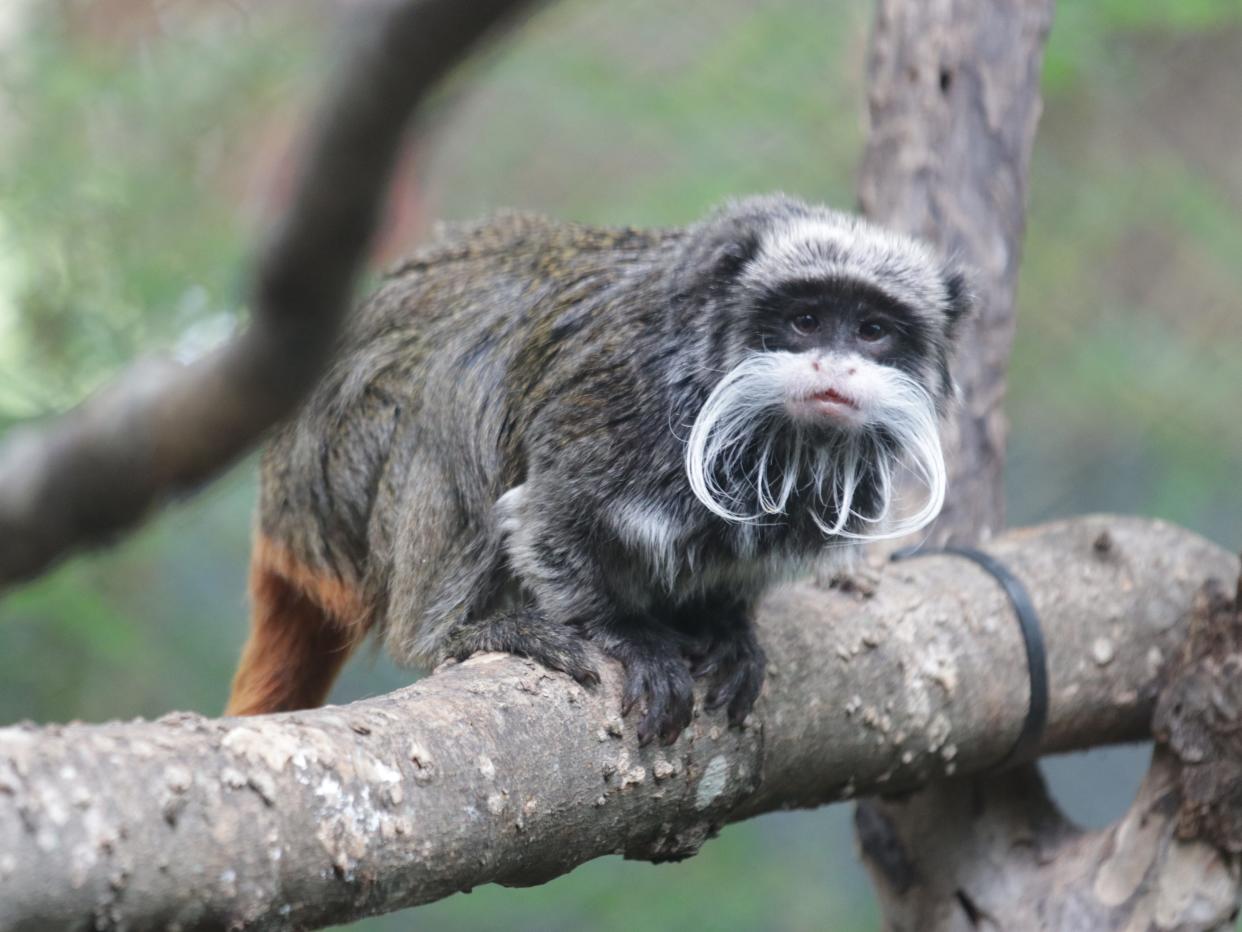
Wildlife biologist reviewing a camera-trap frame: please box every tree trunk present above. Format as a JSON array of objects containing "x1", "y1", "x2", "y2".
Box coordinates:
[{"x1": 854, "y1": 1, "x2": 1242, "y2": 928}]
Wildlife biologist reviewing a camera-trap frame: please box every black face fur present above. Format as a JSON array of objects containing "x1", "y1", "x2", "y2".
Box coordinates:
[
  {"x1": 749, "y1": 277, "x2": 936, "y2": 380},
  {"x1": 669, "y1": 196, "x2": 971, "y2": 415}
]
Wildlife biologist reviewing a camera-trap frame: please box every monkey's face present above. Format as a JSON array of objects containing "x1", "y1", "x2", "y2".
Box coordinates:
[
  {"x1": 748, "y1": 278, "x2": 940, "y2": 432},
  {"x1": 682, "y1": 206, "x2": 971, "y2": 540}
]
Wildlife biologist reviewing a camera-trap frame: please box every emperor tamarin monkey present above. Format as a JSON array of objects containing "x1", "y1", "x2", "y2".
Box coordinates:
[{"x1": 226, "y1": 194, "x2": 971, "y2": 745}]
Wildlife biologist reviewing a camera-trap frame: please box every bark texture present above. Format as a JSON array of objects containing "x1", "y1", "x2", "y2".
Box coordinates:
[
  {"x1": 0, "y1": 0, "x2": 537, "y2": 588},
  {"x1": 860, "y1": 575, "x2": 1242, "y2": 931},
  {"x1": 0, "y1": 517, "x2": 1235, "y2": 930}
]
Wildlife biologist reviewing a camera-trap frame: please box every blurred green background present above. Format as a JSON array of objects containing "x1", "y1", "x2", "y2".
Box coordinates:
[{"x1": 1, "y1": 1, "x2": 1239, "y2": 929}]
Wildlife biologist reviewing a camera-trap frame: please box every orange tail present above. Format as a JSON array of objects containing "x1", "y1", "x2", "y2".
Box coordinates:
[{"x1": 225, "y1": 537, "x2": 368, "y2": 716}]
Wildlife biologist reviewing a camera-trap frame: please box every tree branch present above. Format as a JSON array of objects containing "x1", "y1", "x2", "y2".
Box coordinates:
[
  {"x1": 863, "y1": 565, "x2": 1242, "y2": 929},
  {"x1": 0, "y1": 516, "x2": 1234, "y2": 930},
  {"x1": 0, "y1": 0, "x2": 538, "y2": 588}
]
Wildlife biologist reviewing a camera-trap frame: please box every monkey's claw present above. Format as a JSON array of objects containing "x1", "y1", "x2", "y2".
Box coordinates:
[
  {"x1": 599, "y1": 631, "x2": 695, "y2": 746},
  {"x1": 689, "y1": 626, "x2": 766, "y2": 726},
  {"x1": 445, "y1": 609, "x2": 600, "y2": 687},
  {"x1": 621, "y1": 652, "x2": 695, "y2": 747}
]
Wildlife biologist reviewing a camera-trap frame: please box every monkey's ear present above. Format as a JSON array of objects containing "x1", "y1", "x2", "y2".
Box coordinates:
[
  {"x1": 942, "y1": 265, "x2": 975, "y2": 332},
  {"x1": 711, "y1": 231, "x2": 762, "y2": 280},
  {"x1": 674, "y1": 224, "x2": 763, "y2": 301}
]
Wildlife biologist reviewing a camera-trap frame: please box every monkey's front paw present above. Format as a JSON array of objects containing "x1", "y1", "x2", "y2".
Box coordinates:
[
  {"x1": 689, "y1": 626, "x2": 766, "y2": 726},
  {"x1": 607, "y1": 638, "x2": 695, "y2": 747},
  {"x1": 445, "y1": 609, "x2": 600, "y2": 687}
]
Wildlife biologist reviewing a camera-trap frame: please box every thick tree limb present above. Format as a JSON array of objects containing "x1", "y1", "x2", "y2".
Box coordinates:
[
  {"x1": 863, "y1": 569, "x2": 1242, "y2": 930},
  {"x1": 0, "y1": 0, "x2": 537, "y2": 588},
  {"x1": 0, "y1": 516, "x2": 1234, "y2": 930}
]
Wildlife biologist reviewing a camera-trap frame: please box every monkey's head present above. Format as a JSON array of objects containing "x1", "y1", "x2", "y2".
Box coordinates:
[{"x1": 673, "y1": 195, "x2": 972, "y2": 540}]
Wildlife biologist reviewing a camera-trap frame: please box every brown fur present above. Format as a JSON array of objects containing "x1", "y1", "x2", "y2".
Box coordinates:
[{"x1": 225, "y1": 536, "x2": 368, "y2": 716}]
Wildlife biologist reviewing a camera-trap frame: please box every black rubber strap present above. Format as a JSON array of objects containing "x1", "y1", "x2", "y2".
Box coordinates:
[{"x1": 891, "y1": 545, "x2": 1048, "y2": 769}]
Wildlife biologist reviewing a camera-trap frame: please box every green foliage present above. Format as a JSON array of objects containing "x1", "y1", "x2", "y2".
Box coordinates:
[
  {"x1": 0, "y1": 6, "x2": 315, "y2": 414},
  {"x1": 424, "y1": 0, "x2": 867, "y2": 226},
  {"x1": 1042, "y1": 0, "x2": 1242, "y2": 94}
]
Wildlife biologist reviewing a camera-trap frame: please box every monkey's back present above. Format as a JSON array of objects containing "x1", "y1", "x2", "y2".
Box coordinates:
[{"x1": 255, "y1": 212, "x2": 683, "y2": 615}]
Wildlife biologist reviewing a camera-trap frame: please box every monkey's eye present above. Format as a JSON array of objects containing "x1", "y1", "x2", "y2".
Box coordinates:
[
  {"x1": 790, "y1": 313, "x2": 820, "y2": 336},
  {"x1": 858, "y1": 319, "x2": 889, "y2": 342}
]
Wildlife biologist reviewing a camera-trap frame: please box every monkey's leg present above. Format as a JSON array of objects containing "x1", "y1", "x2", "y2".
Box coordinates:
[
  {"x1": 678, "y1": 594, "x2": 767, "y2": 726},
  {"x1": 377, "y1": 449, "x2": 599, "y2": 685},
  {"x1": 225, "y1": 541, "x2": 362, "y2": 716},
  {"x1": 440, "y1": 606, "x2": 600, "y2": 686},
  {"x1": 502, "y1": 486, "x2": 697, "y2": 745}
]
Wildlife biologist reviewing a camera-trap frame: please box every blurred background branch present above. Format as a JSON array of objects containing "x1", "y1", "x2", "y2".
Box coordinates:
[{"x1": 0, "y1": 0, "x2": 537, "y2": 587}]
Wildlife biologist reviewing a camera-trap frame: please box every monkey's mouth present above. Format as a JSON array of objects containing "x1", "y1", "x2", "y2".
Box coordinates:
[
  {"x1": 791, "y1": 386, "x2": 863, "y2": 425},
  {"x1": 809, "y1": 387, "x2": 859, "y2": 409}
]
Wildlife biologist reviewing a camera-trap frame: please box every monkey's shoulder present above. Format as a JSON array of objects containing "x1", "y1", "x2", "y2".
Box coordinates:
[{"x1": 384, "y1": 210, "x2": 682, "y2": 279}]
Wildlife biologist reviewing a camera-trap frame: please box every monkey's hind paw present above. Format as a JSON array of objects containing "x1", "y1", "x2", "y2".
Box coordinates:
[
  {"x1": 445, "y1": 609, "x2": 600, "y2": 687},
  {"x1": 603, "y1": 633, "x2": 695, "y2": 747},
  {"x1": 689, "y1": 626, "x2": 766, "y2": 726}
]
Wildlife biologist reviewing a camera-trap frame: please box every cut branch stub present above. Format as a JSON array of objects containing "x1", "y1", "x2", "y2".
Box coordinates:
[{"x1": 1153, "y1": 574, "x2": 1242, "y2": 854}]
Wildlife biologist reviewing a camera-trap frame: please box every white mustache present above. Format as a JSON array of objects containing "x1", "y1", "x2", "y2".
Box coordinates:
[{"x1": 684, "y1": 352, "x2": 947, "y2": 541}]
